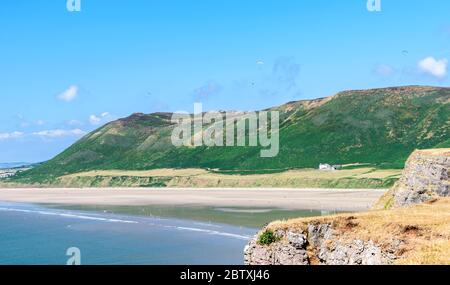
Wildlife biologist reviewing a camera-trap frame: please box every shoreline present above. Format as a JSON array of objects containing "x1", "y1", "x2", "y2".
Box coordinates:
[{"x1": 0, "y1": 188, "x2": 387, "y2": 212}]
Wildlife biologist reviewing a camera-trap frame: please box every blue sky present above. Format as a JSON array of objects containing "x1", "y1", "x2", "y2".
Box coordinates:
[{"x1": 0, "y1": 0, "x2": 449, "y2": 162}]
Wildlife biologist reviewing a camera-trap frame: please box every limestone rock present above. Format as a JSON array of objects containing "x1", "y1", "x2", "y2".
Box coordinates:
[
  {"x1": 390, "y1": 149, "x2": 450, "y2": 208},
  {"x1": 286, "y1": 231, "x2": 307, "y2": 249},
  {"x1": 244, "y1": 230, "x2": 309, "y2": 265},
  {"x1": 244, "y1": 225, "x2": 394, "y2": 265}
]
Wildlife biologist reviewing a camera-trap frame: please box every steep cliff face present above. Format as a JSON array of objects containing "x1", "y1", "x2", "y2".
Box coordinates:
[
  {"x1": 244, "y1": 222, "x2": 398, "y2": 265},
  {"x1": 376, "y1": 149, "x2": 450, "y2": 209}
]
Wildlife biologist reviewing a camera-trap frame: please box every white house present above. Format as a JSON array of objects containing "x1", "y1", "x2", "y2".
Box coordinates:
[
  {"x1": 0, "y1": 170, "x2": 16, "y2": 178},
  {"x1": 319, "y1": 164, "x2": 337, "y2": 171}
]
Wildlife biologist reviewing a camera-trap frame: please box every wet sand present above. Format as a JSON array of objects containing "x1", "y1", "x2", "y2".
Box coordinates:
[{"x1": 0, "y1": 188, "x2": 387, "y2": 211}]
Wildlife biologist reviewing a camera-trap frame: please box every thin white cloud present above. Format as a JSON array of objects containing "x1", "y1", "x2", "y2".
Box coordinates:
[
  {"x1": 1, "y1": 129, "x2": 87, "y2": 141},
  {"x1": 36, "y1": 120, "x2": 45, "y2": 126},
  {"x1": 89, "y1": 114, "x2": 101, "y2": 125},
  {"x1": 373, "y1": 64, "x2": 396, "y2": 77},
  {"x1": 418, "y1": 57, "x2": 448, "y2": 79},
  {"x1": 89, "y1": 112, "x2": 113, "y2": 126},
  {"x1": 0, "y1": 131, "x2": 24, "y2": 141},
  {"x1": 32, "y1": 129, "x2": 86, "y2": 138},
  {"x1": 68, "y1": 119, "x2": 83, "y2": 126},
  {"x1": 58, "y1": 85, "x2": 79, "y2": 102}
]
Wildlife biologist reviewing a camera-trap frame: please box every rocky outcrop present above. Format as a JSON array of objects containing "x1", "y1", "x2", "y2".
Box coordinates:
[
  {"x1": 245, "y1": 148, "x2": 450, "y2": 265},
  {"x1": 245, "y1": 197, "x2": 450, "y2": 265},
  {"x1": 244, "y1": 234, "x2": 309, "y2": 265},
  {"x1": 244, "y1": 225, "x2": 396, "y2": 265},
  {"x1": 377, "y1": 149, "x2": 450, "y2": 209}
]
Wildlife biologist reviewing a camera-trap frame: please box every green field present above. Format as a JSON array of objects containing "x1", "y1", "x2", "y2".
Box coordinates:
[{"x1": 2, "y1": 167, "x2": 402, "y2": 189}]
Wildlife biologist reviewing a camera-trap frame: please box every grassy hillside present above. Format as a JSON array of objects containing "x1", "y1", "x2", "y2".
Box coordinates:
[{"x1": 12, "y1": 85, "x2": 450, "y2": 184}]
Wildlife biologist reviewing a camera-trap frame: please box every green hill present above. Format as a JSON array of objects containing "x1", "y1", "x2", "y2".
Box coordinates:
[{"x1": 13, "y1": 85, "x2": 450, "y2": 184}]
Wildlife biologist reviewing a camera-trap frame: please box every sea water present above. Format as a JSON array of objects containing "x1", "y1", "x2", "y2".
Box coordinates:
[{"x1": 0, "y1": 202, "x2": 334, "y2": 265}]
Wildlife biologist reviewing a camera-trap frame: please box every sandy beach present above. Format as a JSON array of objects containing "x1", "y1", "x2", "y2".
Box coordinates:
[{"x1": 0, "y1": 188, "x2": 387, "y2": 211}]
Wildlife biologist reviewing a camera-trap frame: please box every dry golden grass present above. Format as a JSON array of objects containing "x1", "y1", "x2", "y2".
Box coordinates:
[
  {"x1": 63, "y1": 168, "x2": 208, "y2": 178},
  {"x1": 267, "y1": 198, "x2": 450, "y2": 264},
  {"x1": 354, "y1": 169, "x2": 402, "y2": 179},
  {"x1": 57, "y1": 167, "x2": 401, "y2": 188},
  {"x1": 396, "y1": 240, "x2": 450, "y2": 265},
  {"x1": 414, "y1": 148, "x2": 450, "y2": 156},
  {"x1": 63, "y1": 167, "x2": 401, "y2": 180}
]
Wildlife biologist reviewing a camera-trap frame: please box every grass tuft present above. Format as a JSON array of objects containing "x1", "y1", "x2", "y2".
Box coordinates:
[{"x1": 258, "y1": 230, "x2": 281, "y2": 245}]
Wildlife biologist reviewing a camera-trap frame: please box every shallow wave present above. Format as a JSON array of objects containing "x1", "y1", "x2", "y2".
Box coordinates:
[
  {"x1": 214, "y1": 207, "x2": 274, "y2": 213},
  {"x1": 0, "y1": 207, "x2": 139, "y2": 224},
  {"x1": 0, "y1": 205, "x2": 251, "y2": 240},
  {"x1": 175, "y1": 226, "x2": 251, "y2": 240}
]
